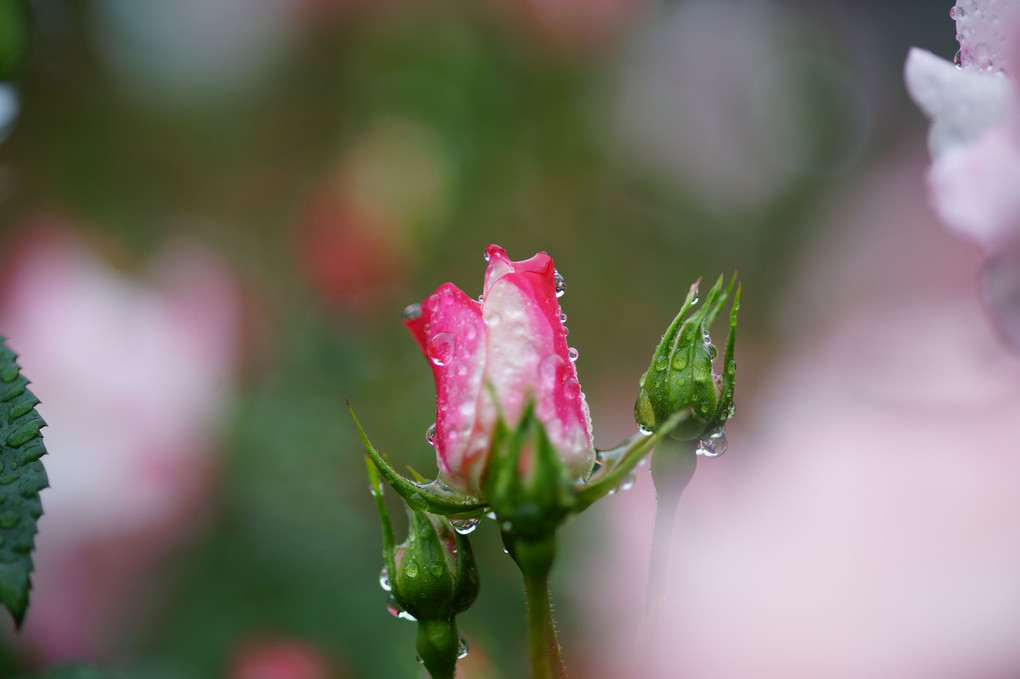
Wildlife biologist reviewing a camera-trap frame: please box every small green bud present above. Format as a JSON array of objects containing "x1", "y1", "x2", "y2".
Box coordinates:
[
  {"x1": 391, "y1": 509, "x2": 479, "y2": 622},
  {"x1": 635, "y1": 275, "x2": 739, "y2": 443},
  {"x1": 481, "y1": 403, "x2": 576, "y2": 542}
]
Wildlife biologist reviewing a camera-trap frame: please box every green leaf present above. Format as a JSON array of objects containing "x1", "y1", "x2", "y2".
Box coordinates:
[{"x1": 0, "y1": 337, "x2": 48, "y2": 627}]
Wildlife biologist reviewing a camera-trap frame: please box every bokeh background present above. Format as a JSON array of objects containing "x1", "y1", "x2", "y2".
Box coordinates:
[{"x1": 3, "y1": 1, "x2": 1018, "y2": 678}]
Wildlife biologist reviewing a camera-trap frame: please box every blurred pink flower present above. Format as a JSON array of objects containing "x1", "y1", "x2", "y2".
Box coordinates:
[
  {"x1": 580, "y1": 149, "x2": 1020, "y2": 679},
  {"x1": 905, "y1": 1, "x2": 1020, "y2": 251},
  {"x1": 229, "y1": 637, "x2": 338, "y2": 679},
  {"x1": 403, "y1": 244, "x2": 594, "y2": 494},
  {"x1": 0, "y1": 225, "x2": 242, "y2": 663}
]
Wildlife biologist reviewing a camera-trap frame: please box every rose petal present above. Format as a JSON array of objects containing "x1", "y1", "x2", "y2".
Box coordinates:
[
  {"x1": 481, "y1": 248, "x2": 594, "y2": 480},
  {"x1": 404, "y1": 283, "x2": 488, "y2": 491}
]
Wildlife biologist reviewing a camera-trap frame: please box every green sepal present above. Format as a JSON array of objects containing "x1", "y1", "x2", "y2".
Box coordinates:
[
  {"x1": 348, "y1": 402, "x2": 487, "y2": 517},
  {"x1": 634, "y1": 274, "x2": 738, "y2": 441},
  {"x1": 0, "y1": 337, "x2": 48, "y2": 627},
  {"x1": 481, "y1": 403, "x2": 576, "y2": 541}
]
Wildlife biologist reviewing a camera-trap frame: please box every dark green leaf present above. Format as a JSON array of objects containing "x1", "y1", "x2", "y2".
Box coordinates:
[{"x1": 0, "y1": 337, "x2": 48, "y2": 627}]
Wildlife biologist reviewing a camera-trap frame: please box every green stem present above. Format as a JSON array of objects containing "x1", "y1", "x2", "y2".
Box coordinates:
[
  {"x1": 644, "y1": 438, "x2": 698, "y2": 643},
  {"x1": 416, "y1": 617, "x2": 459, "y2": 679},
  {"x1": 510, "y1": 533, "x2": 568, "y2": 679}
]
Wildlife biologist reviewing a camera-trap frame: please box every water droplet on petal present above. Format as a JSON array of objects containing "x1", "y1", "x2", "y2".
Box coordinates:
[
  {"x1": 559, "y1": 312, "x2": 567, "y2": 324},
  {"x1": 564, "y1": 377, "x2": 581, "y2": 400},
  {"x1": 426, "y1": 423, "x2": 437, "y2": 446},
  {"x1": 554, "y1": 270, "x2": 566, "y2": 298},
  {"x1": 451, "y1": 517, "x2": 480, "y2": 535},
  {"x1": 402, "y1": 303, "x2": 422, "y2": 321},
  {"x1": 427, "y1": 333, "x2": 456, "y2": 366},
  {"x1": 953, "y1": 49, "x2": 962, "y2": 67},
  {"x1": 379, "y1": 567, "x2": 391, "y2": 592},
  {"x1": 696, "y1": 426, "x2": 728, "y2": 458},
  {"x1": 949, "y1": 4, "x2": 965, "y2": 19},
  {"x1": 567, "y1": 347, "x2": 579, "y2": 362},
  {"x1": 539, "y1": 354, "x2": 564, "y2": 384},
  {"x1": 483, "y1": 249, "x2": 490, "y2": 262},
  {"x1": 458, "y1": 637, "x2": 469, "y2": 659}
]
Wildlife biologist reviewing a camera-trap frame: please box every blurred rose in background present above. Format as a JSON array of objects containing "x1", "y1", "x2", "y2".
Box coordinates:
[{"x1": 0, "y1": 225, "x2": 243, "y2": 665}]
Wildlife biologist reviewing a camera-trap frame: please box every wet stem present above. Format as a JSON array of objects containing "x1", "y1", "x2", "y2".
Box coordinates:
[{"x1": 515, "y1": 535, "x2": 568, "y2": 679}]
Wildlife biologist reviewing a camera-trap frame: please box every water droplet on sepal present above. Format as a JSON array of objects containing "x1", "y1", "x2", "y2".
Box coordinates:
[{"x1": 696, "y1": 426, "x2": 728, "y2": 457}]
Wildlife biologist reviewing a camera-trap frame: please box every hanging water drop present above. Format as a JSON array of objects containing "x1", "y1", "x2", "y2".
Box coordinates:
[
  {"x1": 402, "y1": 303, "x2": 422, "y2": 322},
  {"x1": 638, "y1": 425, "x2": 653, "y2": 436},
  {"x1": 567, "y1": 347, "x2": 579, "y2": 362},
  {"x1": 458, "y1": 637, "x2": 470, "y2": 659},
  {"x1": 559, "y1": 312, "x2": 567, "y2": 323},
  {"x1": 387, "y1": 594, "x2": 417, "y2": 621},
  {"x1": 483, "y1": 249, "x2": 490, "y2": 262},
  {"x1": 696, "y1": 426, "x2": 728, "y2": 458},
  {"x1": 615, "y1": 470, "x2": 637, "y2": 493},
  {"x1": 451, "y1": 517, "x2": 481, "y2": 535},
  {"x1": 379, "y1": 567, "x2": 392, "y2": 592},
  {"x1": 425, "y1": 423, "x2": 437, "y2": 446},
  {"x1": 554, "y1": 270, "x2": 566, "y2": 298},
  {"x1": 950, "y1": 5, "x2": 965, "y2": 19},
  {"x1": 953, "y1": 49, "x2": 962, "y2": 67}
]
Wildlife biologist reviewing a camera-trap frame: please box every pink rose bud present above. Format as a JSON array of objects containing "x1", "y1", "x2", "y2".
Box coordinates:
[{"x1": 403, "y1": 244, "x2": 594, "y2": 495}]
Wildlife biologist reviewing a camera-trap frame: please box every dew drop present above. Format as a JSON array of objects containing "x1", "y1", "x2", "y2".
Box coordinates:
[
  {"x1": 654, "y1": 356, "x2": 668, "y2": 371},
  {"x1": 426, "y1": 423, "x2": 437, "y2": 447},
  {"x1": 953, "y1": 49, "x2": 962, "y2": 67},
  {"x1": 672, "y1": 353, "x2": 688, "y2": 370},
  {"x1": 950, "y1": 4, "x2": 965, "y2": 19},
  {"x1": 539, "y1": 354, "x2": 564, "y2": 384},
  {"x1": 638, "y1": 425, "x2": 653, "y2": 436},
  {"x1": 402, "y1": 303, "x2": 422, "y2": 322},
  {"x1": 559, "y1": 312, "x2": 568, "y2": 324},
  {"x1": 567, "y1": 347, "x2": 579, "y2": 362},
  {"x1": 451, "y1": 517, "x2": 480, "y2": 535},
  {"x1": 554, "y1": 270, "x2": 566, "y2": 298},
  {"x1": 458, "y1": 637, "x2": 470, "y2": 659},
  {"x1": 464, "y1": 324, "x2": 478, "y2": 341},
  {"x1": 379, "y1": 567, "x2": 392, "y2": 592},
  {"x1": 387, "y1": 594, "x2": 417, "y2": 621},
  {"x1": 404, "y1": 561, "x2": 419, "y2": 578},
  {"x1": 483, "y1": 249, "x2": 490, "y2": 262},
  {"x1": 696, "y1": 426, "x2": 728, "y2": 458},
  {"x1": 485, "y1": 511, "x2": 498, "y2": 520},
  {"x1": 564, "y1": 377, "x2": 581, "y2": 400},
  {"x1": 427, "y1": 333, "x2": 456, "y2": 366}
]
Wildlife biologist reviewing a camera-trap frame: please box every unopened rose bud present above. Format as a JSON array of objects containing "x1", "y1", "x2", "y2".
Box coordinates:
[{"x1": 634, "y1": 275, "x2": 739, "y2": 448}]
